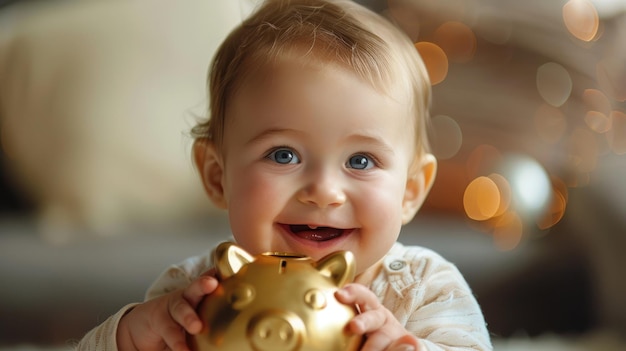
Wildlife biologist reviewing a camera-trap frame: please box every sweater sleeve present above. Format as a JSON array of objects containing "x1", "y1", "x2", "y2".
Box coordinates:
[
  {"x1": 408, "y1": 251, "x2": 492, "y2": 351},
  {"x1": 145, "y1": 252, "x2": 213, "y2": 300},
  {"x1": 74, "y1": 303, "x2": 139, "y2": 351},
  {"x1": 374, "y1": 244, "x2": 492, "y2": 351},
  {"x1": 75, "y1": 252, "x2": 213, "y2": 350}
]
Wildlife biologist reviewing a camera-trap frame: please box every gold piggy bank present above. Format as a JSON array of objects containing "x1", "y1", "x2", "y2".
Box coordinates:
[{"x1": 189, "y1": 241, "x2": 363, "y2": 351}]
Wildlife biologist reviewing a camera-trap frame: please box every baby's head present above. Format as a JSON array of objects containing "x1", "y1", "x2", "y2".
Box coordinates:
[
  {"x1": 193, "y1": 0, "x2": 431, "y2": 157},
  {"x1": 193, "y1": 0, "x2": 436, "y2": 275}
]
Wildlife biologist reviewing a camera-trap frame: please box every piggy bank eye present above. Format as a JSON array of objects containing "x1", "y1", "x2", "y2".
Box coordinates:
[
  {"x1": 304, "y1": 289, "x2": 327, "y2": 310},
  {"x1": 228, "y1": 284, "x2": 255, "y2": 310}
]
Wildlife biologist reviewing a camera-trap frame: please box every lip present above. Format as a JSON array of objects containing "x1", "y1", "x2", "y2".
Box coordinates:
[{"x1": 277, "y1": 223, "x2": 354, "y2": 251}]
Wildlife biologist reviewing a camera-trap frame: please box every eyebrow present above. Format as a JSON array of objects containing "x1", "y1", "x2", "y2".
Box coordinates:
[
  {"x1": 245, "y1": 127, "x2": 396, "y2": 155},
  {"x1": 347, "y1": 133, "x2": 396, "y2": 155},
  {"x1": 245, "y1": 128, "x2": 305, "y2": 146}
]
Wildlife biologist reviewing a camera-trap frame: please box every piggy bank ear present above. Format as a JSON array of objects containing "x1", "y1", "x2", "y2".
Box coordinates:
[
  {"x1": 213, "y1": 242, "x2": 254, "y2": 279},
  {"x1": 315, "y1": 251, "x2": 356, "y2": 287}
]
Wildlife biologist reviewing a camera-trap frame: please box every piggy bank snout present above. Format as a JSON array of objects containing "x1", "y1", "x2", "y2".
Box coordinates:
[{"x1": 248, "y1": 310, "x2": 305, "y2": 351}]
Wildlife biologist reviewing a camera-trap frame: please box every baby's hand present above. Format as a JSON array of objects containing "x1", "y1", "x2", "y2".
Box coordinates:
[
  {"x1": 336, "y1": 284, "x2": 420, "y2": 351},
  {"x1": 116, "y1": 271, "x2": 218, "y2": 351}
]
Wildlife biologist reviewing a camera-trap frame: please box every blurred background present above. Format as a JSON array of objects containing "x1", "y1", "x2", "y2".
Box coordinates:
[{"x1": 0, "y1": 0, "x2": 625, "y2": 350}]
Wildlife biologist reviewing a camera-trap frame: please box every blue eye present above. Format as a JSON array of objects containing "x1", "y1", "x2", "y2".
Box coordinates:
[
  {"x1": 267, "y1": 148, "x2": 300, "y2": 164},
  {"x1": 347, "y1": 154, "x2": 373, "y2": 170}
]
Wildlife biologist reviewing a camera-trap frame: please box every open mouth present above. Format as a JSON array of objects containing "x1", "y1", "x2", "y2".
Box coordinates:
[{"x1": 288, "y1": 224, "x2": 345, "y2": 242}]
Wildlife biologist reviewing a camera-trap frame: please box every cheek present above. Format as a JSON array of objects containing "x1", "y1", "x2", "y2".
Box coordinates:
[
  {"x1": 354, "y1": 176, "x2": 406, "y2": 227},
  {"x1": 227, "y1": 174, "x2": 264, "y2": 210},
  {"x1": 224, "y1": 169, "x2": 284, "y2": 226}
]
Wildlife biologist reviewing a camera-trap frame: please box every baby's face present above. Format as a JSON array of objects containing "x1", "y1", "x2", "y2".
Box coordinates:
[{"x1": 218, "y1": 59, "x2": 418, "y2": 275}]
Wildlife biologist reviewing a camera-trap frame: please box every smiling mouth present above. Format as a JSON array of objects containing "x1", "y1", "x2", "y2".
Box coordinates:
[{"x1": 288, "y1": 224, "x2": 345, "y2": 242}]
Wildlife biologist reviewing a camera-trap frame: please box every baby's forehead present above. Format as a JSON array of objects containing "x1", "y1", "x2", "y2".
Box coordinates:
[
  {"x1": 228, "y1": 54, "x2": 417, "y2": 137},
  {"x1": 242, "y1": 44, "x2": 408, "y2": 100},
  {"x1": 232, "y1": 47, "x2": 416, "y2": 122}
]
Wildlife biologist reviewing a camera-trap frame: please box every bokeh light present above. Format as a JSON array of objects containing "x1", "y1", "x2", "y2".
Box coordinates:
[
  {"x1": 463, "y1": 176, "x2": 500, "y2": 221},
  {"x1": 488, "y1": 173, "x2": 511, "y2": 218},
  {"x1": 552, "y1": 175, "x2": 569, "y2": 204},
  {"x1": 536, "y1": 177, "x2": 569, "y2": 230},
  {"x1": 390, "y1": 0, "x2": 623, "y2": 254},
  {"x1": 585, "y1": 111, "x2": 612, "y2": 133},
  {"x1": 582, "y1": 88, "x2": 611, "y2": 115},
  {"x1": 415, "y1": 42, "x2": 448, "y2": 85},
  {"x1": 507, "y1": 156, "x2": 552, "y2": 218},
  {"x1": 582, "y1": 88, "x2": 612, "y2": 133},
  {"x1": 562, "y1": 0, "x2": 600, "y2": 42},
  {"x1": 430, "y1": 115, "x2": 463, "y2": 159},
  {"x1": 433, "y1": 21, "x2": 476, "y2": 63},
  {"x1": 463, "y1": 152, "x2": 568, "y2": 248},
  {"x1": 534, "y1": 103, "x2": 567, "y2": 144},
  {"x1": 536, "y1": 62, "x2": 573, "y2": 107}
]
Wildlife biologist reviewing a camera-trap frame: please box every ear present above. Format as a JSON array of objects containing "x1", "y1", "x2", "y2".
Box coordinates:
[
  {"x1": 193, "y1": 139, "x2": 227, "y2": 209},
  {"x1": 213, "y1": 242, "x2": 254, "y2": 279},
  {"x1": 401, "y1": 153, "x2": 437, "y2": 224},
  {"x1": 315, "y1": 250, "x2": 356, "y2": 287}
]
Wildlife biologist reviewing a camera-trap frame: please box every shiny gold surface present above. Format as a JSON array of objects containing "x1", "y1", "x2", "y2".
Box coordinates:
[{"x1": 189, "y1": 242, "x2": 363, "y2": 351}]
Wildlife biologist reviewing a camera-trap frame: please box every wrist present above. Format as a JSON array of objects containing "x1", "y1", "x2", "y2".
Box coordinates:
[{"x1": 116, "y1": 306, "x2": 139, "y2": 351}]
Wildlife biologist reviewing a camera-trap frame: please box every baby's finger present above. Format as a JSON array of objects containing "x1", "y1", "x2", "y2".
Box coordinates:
[
  {"x1": 169, "y1": 293, "x2": 203, "y2": 334},
  {"x1": 349, "y1": 307, "x2": 387, "y2": 334},
  {"x1": 183, "y1": 275, "x2": 219, "y2": 307},
  {"x1": 336, "y1": 283, "x2": 382, "y2": 312}
]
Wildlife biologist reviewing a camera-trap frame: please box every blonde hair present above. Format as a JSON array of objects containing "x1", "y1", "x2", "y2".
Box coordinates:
[{"x1": 191, "y1": 0, "x2": 431, "y2": 155}]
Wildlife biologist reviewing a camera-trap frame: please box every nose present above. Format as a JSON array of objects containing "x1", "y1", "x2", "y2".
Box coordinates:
[
  {"x1": 296, "y1": 170, "x2": 346, "y2": 208},
  {"x1": 248, "y1": 311, "x2": 304, "y2": 351}
]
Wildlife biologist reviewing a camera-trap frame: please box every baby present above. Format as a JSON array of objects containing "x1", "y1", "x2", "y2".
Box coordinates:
[{"x1": 77, "y1": 0, "x2": 492, "y2": 350}]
